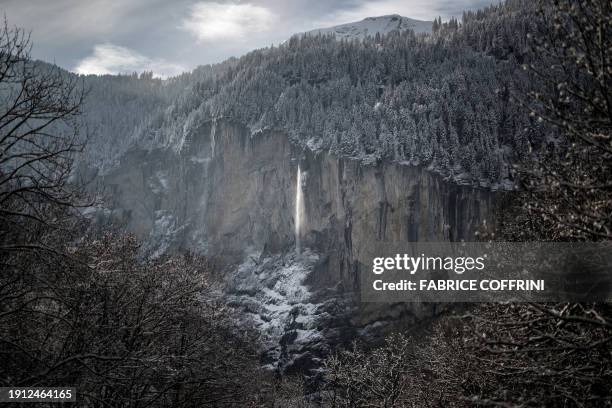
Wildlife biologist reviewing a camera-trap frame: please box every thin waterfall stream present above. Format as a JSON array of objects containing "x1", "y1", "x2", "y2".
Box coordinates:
[{"x1": 295, "y1": 165, "x2": 304, "y2": 253}]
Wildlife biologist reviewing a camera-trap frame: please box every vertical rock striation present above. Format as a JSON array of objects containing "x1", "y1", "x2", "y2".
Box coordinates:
[{"x1": 99, "y1": 119, "x2": 495, "y2": 370}]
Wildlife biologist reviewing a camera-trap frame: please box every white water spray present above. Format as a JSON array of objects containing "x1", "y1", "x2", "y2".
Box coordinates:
[{"x1": 295, "y1": 165, "x2": 304, "y2": 253}]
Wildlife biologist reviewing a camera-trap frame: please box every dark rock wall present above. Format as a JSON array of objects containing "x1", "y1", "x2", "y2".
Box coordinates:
[{"x1": 103, "y1": 118, "x2": 494, "y2": 297}]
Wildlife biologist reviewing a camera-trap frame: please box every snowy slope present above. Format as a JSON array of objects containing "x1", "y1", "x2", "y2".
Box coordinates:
[{"x1": 304, "y1": 14, "x2": 432, "y2": 40}]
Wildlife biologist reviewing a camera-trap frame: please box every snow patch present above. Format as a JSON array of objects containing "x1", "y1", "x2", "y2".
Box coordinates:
[
  {"x1": 303, "y1": 15, "x2": 433, "y2": 41},
  {"x1": 149, "y1": 170, "x2": 170, "y2": 194},
  {"x1": 227, "y1": 250, "x2": 323, "y2": 370},
  {"x1": 306, "y1": 137, "x2": 324, "y2": 152},
  {"x1": 145, "y1": 210, "x2": 185, "y2": 258}
]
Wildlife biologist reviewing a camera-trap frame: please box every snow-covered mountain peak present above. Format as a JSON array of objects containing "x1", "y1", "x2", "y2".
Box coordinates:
[{"x1": 303, "y1": 14, "x2": 433, "y2": 40}]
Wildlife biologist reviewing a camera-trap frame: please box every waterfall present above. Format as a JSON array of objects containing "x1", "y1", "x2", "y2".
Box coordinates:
[
  {"x1": 295, "y1": 165, "x2": 304, "y2": 253},
  {"x1": 210, "y1": 119, "x2": 216, "y2": 157}
]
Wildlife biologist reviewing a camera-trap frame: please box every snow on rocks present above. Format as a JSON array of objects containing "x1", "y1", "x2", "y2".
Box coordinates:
[{"x1": 226, "y1": 249, "x2": 326, "y2": 372}]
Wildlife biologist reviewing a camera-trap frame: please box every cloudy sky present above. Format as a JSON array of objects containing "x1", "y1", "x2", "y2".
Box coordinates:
[{"x1": 2, "y1": 0, "x2": 495, "y2": 78}]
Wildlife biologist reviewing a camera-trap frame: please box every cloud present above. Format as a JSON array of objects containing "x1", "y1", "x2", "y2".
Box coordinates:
[
  {"x1": 182, "y1": 2, "x2": 277, "y2": 42},
  {"x1": 74, "y1": 43, "x2": 186, "y2": 78}
]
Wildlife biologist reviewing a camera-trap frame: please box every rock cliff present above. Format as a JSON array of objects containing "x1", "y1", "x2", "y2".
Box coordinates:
[{"x1": 99, "y1": 119, "x2": 495, "y2": 371}]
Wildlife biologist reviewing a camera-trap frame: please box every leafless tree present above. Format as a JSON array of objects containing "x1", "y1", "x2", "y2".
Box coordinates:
[
  {"x1": 319, "y1": 302, "x2": 611, "y2": 407},
  {"x1": 1, "y1": 232, "x2": 267, "y2": 407},
  {"x1": 0, "y1": 19, "x2": 89, "y2": 380},
  {"x1": 458, "y1": 4, "x2": 612, "y2": 405},
  {"x1": 457, "y1": 303, "x2": 612, "y2": 407},
  {"x1": 0, "y1": 21, "x2": 270, "y2": 406},
  {"x1": 0, "y1": 18, "x2": 86, "y2": 255},
  {"x1": 322, "y1": 334, "x2": 416, "y2": 407},
  {"x1": 512, "y1": 0, "x2": 612, "y2": 240}
]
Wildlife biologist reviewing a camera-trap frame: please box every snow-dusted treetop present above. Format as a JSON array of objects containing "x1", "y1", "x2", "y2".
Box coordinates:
[{"x1": 303, "y1": 15, "x2": 432, "y2": 40}]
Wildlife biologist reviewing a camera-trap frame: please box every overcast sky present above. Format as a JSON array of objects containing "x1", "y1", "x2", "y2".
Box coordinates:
[{"x1": 2, "y1": 0, "x2": 496, "y2": 78}]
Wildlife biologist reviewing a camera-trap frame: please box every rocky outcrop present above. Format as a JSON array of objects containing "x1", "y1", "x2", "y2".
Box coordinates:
[
  {"x1": 102, "y1": 120, "x2": 296, "y2": 259},
  {"x1": 99, "y1": 119, "x2": 495, "y2": 371},
  {"x1": 299, "y1": 149, "x2": 493, "y2": 290}
]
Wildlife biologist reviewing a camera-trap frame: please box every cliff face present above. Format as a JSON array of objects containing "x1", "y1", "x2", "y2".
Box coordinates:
[
  {"x1": 103, "y1": 120, "x2": 296, "y2": 259},
  {"x1": 299, "y1": 150, "x2": 493, "y2": 290},
  {"x1": 105, "y1": 119, "x2": 492, "y2": 270},
  {"x1": 100, "y1": 119, "x2": 494, "y2": 370}
]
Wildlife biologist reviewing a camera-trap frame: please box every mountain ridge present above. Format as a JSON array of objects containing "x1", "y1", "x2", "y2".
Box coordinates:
[{"x1": 303, "y1": 14, "x2": 433, "y2": 40}]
